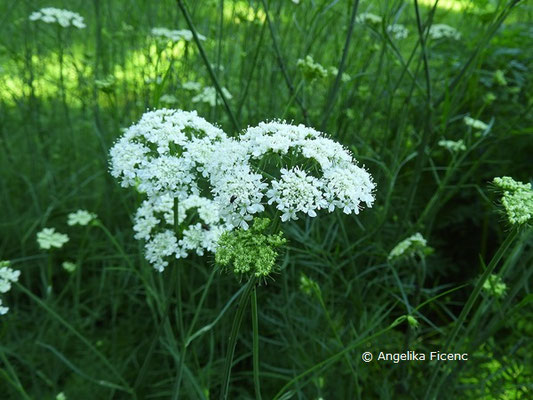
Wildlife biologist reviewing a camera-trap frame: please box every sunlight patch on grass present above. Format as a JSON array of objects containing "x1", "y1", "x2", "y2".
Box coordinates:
[
  {"x1": 418, "y1": 0, "x2": 472, "y2": 12},
  {"x1": 223, "y1": 0, "x2": 266, "y2": 24}
]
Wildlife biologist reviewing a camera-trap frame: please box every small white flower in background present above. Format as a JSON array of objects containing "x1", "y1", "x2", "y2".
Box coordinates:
[
  {"x1": 29, "y1": 8, "x2": 86, "y2": 29},
  {"x1": 182, "y1": 81, "x2": 202, "y2": 91},
  {"x1": 56, "y1": 392, "x2": 67, "y2": 400},
  {"x1": 159, "y1": 94, "x2": 178, "y2": 105},
  {"x1": 464, "y1": 116, "x2": 489, "y2": 131},
  {"x1": 62, "y1": 262, "x2": 77, "y2": 273},
  {"x1": 67, "y1": 210, "x2": 97, "y2": 226},
  {"x1": 0, "y1": 261, "x2": 20, "y2": 316},
  {"x1": 144, "y1": 76, "x2": 163, "y2": 85},
  {"x1": 356, "y1": 12, "x2": 383, "y2": 25},
  {"x1": 151, "y1": 27, "x2": 206, "y2": 42},
  {"x1": 493, "y1": 177, "x2": 533, "y2": 225},
  {"x1": 388, "y1": 233, "x2": 430, "y2": 261},
  {"x1": 37, "y1": 228, "x2": 69, "y2": 250},
  {"x1": 95, "y1": 75, "x2": 116, "y2": 92},
  {"x1": 192, "y1": 86, "x2": 232, "y2": 107},
  {"x1": 387, "y1": 24, "x2": 409, "y2": 40},
  {"x1": 428, "y1": 24, "x2": 461, "y2": 40},
  {"x1": 438, "y1": 139, "x2": 466, "y2": 153}
]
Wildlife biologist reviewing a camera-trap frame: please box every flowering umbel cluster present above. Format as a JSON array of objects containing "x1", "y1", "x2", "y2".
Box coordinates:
[
  {"x1": 109, "y1": 109, "x2": 375, "y2": 273},
  {"x1": 29, "y1": 8, "x2": 86, "y2": 29}
]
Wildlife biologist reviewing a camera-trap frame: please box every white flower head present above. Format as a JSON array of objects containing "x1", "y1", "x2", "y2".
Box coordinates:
[
  {"x1": 37, "y1": 228, "x2": 69, "y2": 250},
  {"x1": 438, "y1": 139, "x2": 466, "y2": 153},
  {"x1": 387, "y1": 24, "x2": 409, "y2": 40},
  {"x1": 428, "y1": 24, "x2": 461, "y2": 41},
  {"x1": 464, "y1": 116, "x2": 489, "y2": 131},
  {"x1": 237, "y1": 121, "x2": 375, "y2": 223},
  {"x1": 267, "y1": 167, "x2": 326, "y2": 221},
  {"x1": 151, "y1": 27, "x2": 206, "y2": 42},
  {"x1": 67, "y1": 210, "x2": 97, "y2": 226},
  {"x1": 182, "y1": 81, "x2": 202, "y2": 91},
  {"x1": 0, "y1": 261, "x2": 20, "y2": 316},
  {"x1": 29, "y1": 8, "x2": 86, "y2": 29},
  {"x1": 109, "y1": 109, "x2": 227, "y2": 198},
  {"x1": 133, "y1": 194, "x2": 230, "y2": 271},
  {"x1": 192, "y1": 87, "x2": 232, "y2": 107},
  {"x1": 388, "y1": 233, "x2": 430, "y2": 261},
  {"x1": 62, "y1": 262, "x2": 77, "y2": 273},
  {"x1": 356, "y1": 12, "x2": 383, "y2": 25}
]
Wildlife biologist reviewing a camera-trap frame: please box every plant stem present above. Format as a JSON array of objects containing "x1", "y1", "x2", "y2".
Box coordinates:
[
  {"x1": 260, "y1": 0, "x2": 309, "y2": 125},
  {"x1": 251, "y1": 285, "x2": 263, "y2": 400},
  {"x1": 320, "y1": 0, "x2": 360, "y2": 130},
  {"x1": 221, "y1": 276, "x2": 257, "y2": 400},
  {"x1": 423, "y1": 226, "x2": 520, "y2": 399},
  {"x1": 176, "y1": 0, "x2": 240, "y2": 132}
]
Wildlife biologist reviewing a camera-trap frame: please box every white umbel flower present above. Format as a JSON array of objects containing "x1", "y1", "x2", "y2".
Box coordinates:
[
  {"x1": 464, "y1": 116, "x2": 489, "y2": 131},
  {"x1": 388, "y1": 233, "x2": 429, "y2": 261},
  {"x1": 29, "y1": 8, "x2": 86, "y2": 29},
  {"x1": 192, "y1": 87, "x2": 232, "y2": 107},
  {"x1": 151, "y1": 27, "x2": 206, "y2": 42},
  {"x1": 109, "y1": 109, "x2": 227, "y2": 198},
  {"x1": 387, "y1": 24, "x2": 409, "y2": 40},
  {"x1": 267, "y1": 168, "x2": 326, "y2": 221},
  {"x1": 356, "y1": 12, "x2": 383, "y2": 25},
  {"x1": 438, "y1": 139, "x2": 466, "y2": 153},
  {"x1": 428, "y1": 24, "x2": 461, "y2": 40},
  {"x1": 0, "y1": 261, "x2": 20, "y2": 316},
  {"x1": 67, "y1": 210, "x2": 97, "y2": 226},
  {"x1": 37, "y1": 228, "x2": 69, "y2": 250},
  {"x1": 238, "y1": 121, "x2": 375, "y2": 222},
  {"x1": 133, "y1": 194, "x2": 230, "y2": 270},
  {"x1": 145, "y1": 230, "x2": 178, "y2": 272}
]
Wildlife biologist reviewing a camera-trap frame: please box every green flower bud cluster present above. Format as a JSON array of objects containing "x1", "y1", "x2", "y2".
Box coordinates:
[
  {"x1": 215, "y1": 218, "x2": 286, "y2": 277},
  {"x1": 296, "y1": 56, "x2": 352, "y2": 83},
  {"x1": 296, "y1": 55, "x2": 328, "y2": 81},
  {"x1": 482, "y1": 274, "x2": 507, "y2": 298},
  {"x1": 493, "y1": 176, "x2": 533, "y2": 225}
]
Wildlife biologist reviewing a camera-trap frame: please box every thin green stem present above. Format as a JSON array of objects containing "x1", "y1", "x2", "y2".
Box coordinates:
[
  {"x1": 260, "y1": 0, "x2": 309, "y2": 124},
  {"x1": 251, "y1": 286, "x2": 263, "y2": 400},
  {"x1": 423, "y1": 226, "x2": 520, "y2": 399},
  {"x1": 16, "y1": 283, "x2": 135, "y2": 396},
  {"x1": 221, "y1": 277, "x2": 257, "y2": 400},
  {"x1": 177, "y1": 0, "x2": 240, "y2": 132},
  {"x1": 320, "y1": 0, "x2": 360, "y2": 130},
  {"x1": 272, "y1": 316, "x2": 407, "y2": 400}
]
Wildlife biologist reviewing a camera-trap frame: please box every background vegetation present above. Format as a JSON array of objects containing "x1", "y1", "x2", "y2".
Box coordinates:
[{"x1": 1, "y1": 0, "x2": 532, "y2": 399}]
